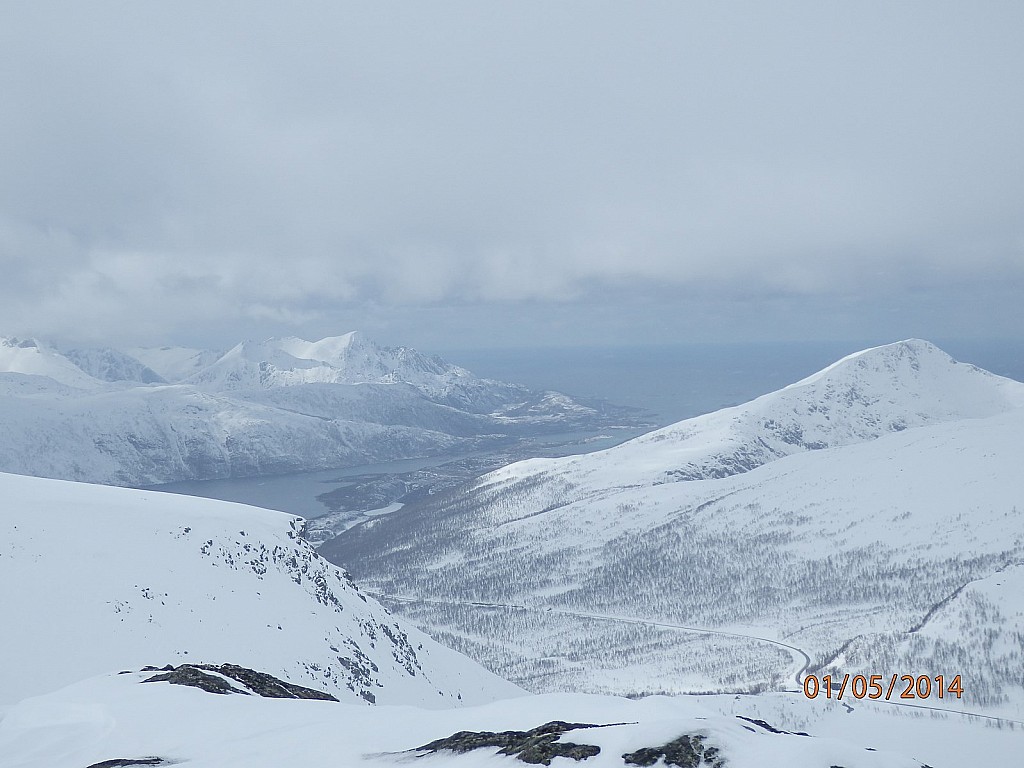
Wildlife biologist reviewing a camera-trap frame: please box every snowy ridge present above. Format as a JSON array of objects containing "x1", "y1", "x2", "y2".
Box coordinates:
[
  {"x1": 0, "y1": 471, "x2": 521, "y2": 708},
  {"x1": 183, "y1": 332, "x2": 534, "y2": 414},
  {"x1": 0, "y1": 676, "x2": 957, "y2": 767},
  {"x1": 0, "y1": 332, "x2": 632, "y2": 486},
  {"x1": 0, "y1": 336, "x2": 105, "y2": 390},
  {"x1": 482, "y1": 339, "x2": 1024, "y2": 493},
  {"x1": 184, "y1": 332, "x2": 471, "y2": 392},
  {"x1": 0, "y1": 382, "x2": 469, "y2": 485},
  {"x1": 326, "y1": 340, "x2": 1024, "y2": 710}
]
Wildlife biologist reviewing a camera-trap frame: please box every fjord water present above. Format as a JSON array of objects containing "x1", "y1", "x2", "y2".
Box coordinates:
[{"x1": 146, "y1": 339, "x2": 1024, "y2": 520}]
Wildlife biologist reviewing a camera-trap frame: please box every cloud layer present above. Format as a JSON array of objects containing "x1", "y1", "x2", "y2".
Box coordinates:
[{"x1": 2, "y1": 1, "x2": 1022, "y2": 347}]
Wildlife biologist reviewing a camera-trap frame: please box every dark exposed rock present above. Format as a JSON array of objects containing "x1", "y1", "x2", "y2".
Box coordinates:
[
  {"x1": 734, "y1": 716, "x2": 784, "y2": 734},
  {"x1": 140, "y1": 663, "x2": 338, "y2": 701},
  {"x1": 623, "y1": 733, "x2": 725, "y2": 768},
  {"x1": 206, "y1": 663, "x2": 338, "y2": 700},
  {"x1": 143, "y1": 665, "x2": 246, "y2": 695},
  {"x1": 736, "y1": 715, "x2": 809, "y2": 737},
  {"x1": 416, "y1": 721, "x2": 605, "y2": 765},
  {"x1": 85, "y1": 759, "x2": 170, "y2": 768}
]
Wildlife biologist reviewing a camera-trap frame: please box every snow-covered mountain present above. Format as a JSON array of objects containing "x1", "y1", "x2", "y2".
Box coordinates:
[
  {"x1": 181, "y1": 331, "x2": 569, "y2": 414},
  {"x1": 475, "y1": 338, "x2": 1024, "y2": 487},
  {"x1": 0, "y1": 471, "x2": 520, "y2": 708},
  {"x1": 0, "y1": 336, "x2": 105, "y2": 390},
  {"x1": 0, "y1": 332, "x2": 637, "y2": 486},
  {"x1": 182, "y1": 332, "x2": 452, "y2": 390},
  {"x1": 62, "y1": 346, "x2": 166, "y2": 384},
  {"x1": 128, "y1": 344, "x2": 224, "y2": 382},
  {"x1": 325, "y1": 340, "x2": 1024, "y2": 711}
]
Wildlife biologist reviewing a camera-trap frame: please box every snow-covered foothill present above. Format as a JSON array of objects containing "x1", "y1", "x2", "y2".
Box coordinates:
[{"x1": 0, "y1": 471, "x2": 521, "y2": 708}]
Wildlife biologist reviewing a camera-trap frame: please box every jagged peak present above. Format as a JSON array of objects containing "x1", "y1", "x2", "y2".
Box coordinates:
[
  {"x1": 0, "y1": 335, "x2": 105, "y2": 388},
  {"x1": 274, "y1": 332, "x2": 363, "y2": 364}
]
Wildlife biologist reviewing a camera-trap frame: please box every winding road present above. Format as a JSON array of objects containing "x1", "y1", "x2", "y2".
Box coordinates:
[
  {"x1": 367, "y1": 591, "x2": 812, "y2": 688},
  {"x1": 373, "y1": 590, "x2": 1024, "y2": 728}
]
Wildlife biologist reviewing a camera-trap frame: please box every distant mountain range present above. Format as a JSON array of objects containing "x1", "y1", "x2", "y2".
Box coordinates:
[
  {"x1": 0, "y1": 333, "x2": 639, "y2": 486},
  {"x1": 326, "y1": 340, "x2": 1024, "y2": 711}
]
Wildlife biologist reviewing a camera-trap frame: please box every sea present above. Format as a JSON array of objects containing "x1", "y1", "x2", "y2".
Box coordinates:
[{"x1": 146, "y1": 338, "x2": 1024, "y2": 522}]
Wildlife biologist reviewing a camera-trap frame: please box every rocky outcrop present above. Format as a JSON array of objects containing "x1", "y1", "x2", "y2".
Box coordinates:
[
  {"x1": 414, "y1": 721, "x2": 737, "y2": 767},
  {"x1": 622, "y1": 734, "x2": 725, "y2": 767},
  {"x1": 416, "y1": 721, "x2": 605, "y2": 765},
  {"x1": 139, "y1": 663, "x2": 338, "y2": 701}
]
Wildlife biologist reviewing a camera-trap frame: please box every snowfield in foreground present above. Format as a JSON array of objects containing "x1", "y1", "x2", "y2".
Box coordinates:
[
  {"x1": 4, "y1": 669, "x2": 1014, "y2": 767},
  {"x1": 0, "y1": 471, "x2": 520, "y2": 708}
]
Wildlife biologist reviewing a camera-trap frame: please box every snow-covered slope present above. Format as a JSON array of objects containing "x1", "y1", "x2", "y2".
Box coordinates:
[
  {"x1": 0, "y1": 382, "x2": 472, "y2": 485},
  {"x1": 326, "y1": 340, "x2": 1024, "y2": 710},
  {"x1": 62, "y1": 346, "x2": 166, "y2": 383},
  {"x1": 0, "y1": 337, "x2": 105, "y2": 390},
  {"x1": 0, "y1": 471, "x2": 521, "y2": 708},
  {"x1": 1, "y1": 675, "x2": 974, "y2": 768},
  {"x1": 0, "y1": 332, "x2": 634, "y2": 486},
  {"x1": 128, "y1": 345, "x2": 224, "y2": 382},
  {"x1": 493, "y1": 338, "x2": 1024, "y2": 487}
]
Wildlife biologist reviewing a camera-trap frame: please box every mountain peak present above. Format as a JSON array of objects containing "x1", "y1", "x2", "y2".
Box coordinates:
[
  {"x1": 776, "y1": 338, "x2": 1023, "y2": 416},
  {"x1": 274, "y1": 332, "x2": 362, "y2": 365},
  {"x1": 0, "y1": 335, "x2": 104, "y2": 389},
  {"x1": 783, "y1": 338, "x2": 944, "y2": 390},
  {"x1": 478, "y1": 339, "x2": 1024, "y2": 490}
]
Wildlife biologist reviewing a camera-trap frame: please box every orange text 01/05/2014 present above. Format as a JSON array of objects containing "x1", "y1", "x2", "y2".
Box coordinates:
[{"x1": 802, "y1": 674, "x2": 963, "y2": 701}]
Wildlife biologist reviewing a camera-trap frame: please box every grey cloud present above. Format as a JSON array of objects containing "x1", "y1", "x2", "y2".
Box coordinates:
[{"x1": 1, "y1": 1, "x2": 1022, "y2": 347}]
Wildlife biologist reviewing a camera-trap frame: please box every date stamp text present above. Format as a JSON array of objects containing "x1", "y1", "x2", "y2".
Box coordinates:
[{"x1": 802, "y1": 674, "x2": 963, "y2": 701}]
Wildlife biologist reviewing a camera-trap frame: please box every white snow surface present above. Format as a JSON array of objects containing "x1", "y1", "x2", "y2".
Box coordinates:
[
  {"x1": 0, "y1": 337, "x2": 105, "y2": 390},
  {"x1": 0, "y1": 471, "x2": 521, "y2": 708},
  {"x1": 1, "y1": 672, "x2": 995, "y2": 768}
]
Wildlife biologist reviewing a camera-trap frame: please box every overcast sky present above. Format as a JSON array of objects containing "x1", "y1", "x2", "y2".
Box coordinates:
[{"x1": 1, "y1": 1, "x2": 1022, "y2": 351}]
